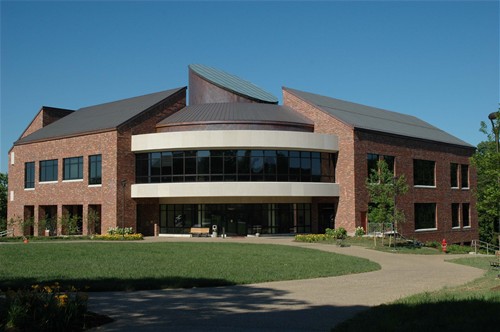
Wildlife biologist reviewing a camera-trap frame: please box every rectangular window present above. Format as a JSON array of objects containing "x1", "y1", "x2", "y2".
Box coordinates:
[
  {"x1": 451, "y1": 203, "x2": 460, "y2": 228},
  {"x1": 383, "y1": 155, "x2": 395, "y2": 173},
  {"x1": 462, "y1": 203, "x2": 470, "y2": 227},
  {"x1": 39, "y1": 159, "x2": 58, "y2": 182},
  {"x1": 414, "y1": 203, "x2": 436, "y2": 230},
  {"x1": 89, "y1": 155, "x2": 102, "y2": 185},
  {"x1": 450, "y1": 163, "x2": 458, "y2": 188},
  {"x1": 63, "y1": 157, "x2": 83, "y2": 180},
  {"x1": 461, "y1": 164, "x2": 469, "y2": 189},
  {"x1": 24, "y1": 162, "x2": 35, "y2": 189},
  {"x1": 367, "y1": 153, "x2": 379, "y2": 176},
  {"x1": 413, "y1": 159, "x2": 435, "y2": 186}
]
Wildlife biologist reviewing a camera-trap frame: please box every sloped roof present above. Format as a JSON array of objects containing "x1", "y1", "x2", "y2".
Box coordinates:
[
  {"x1": 189, "y1": 64, "x2": 279, "y2": 104},
  {"x1": 158, "y1": 102, "x2": 313, "y2": 128},
  {"x1": 16, "y1": 87, "x2": 186, "y2": 144},
  {"x1": 284, "y1": 87, "x2": 473, "y2": 147}
]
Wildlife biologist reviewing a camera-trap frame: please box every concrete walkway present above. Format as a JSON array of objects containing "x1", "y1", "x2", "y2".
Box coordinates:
[{"x1": 88, "y1": 237, "x2": 484, "y2": 331}]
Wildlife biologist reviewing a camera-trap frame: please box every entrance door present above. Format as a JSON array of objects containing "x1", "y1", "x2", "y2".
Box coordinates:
[{"x1": 318, "y1": 204, "x2": 336, "y2": 233}]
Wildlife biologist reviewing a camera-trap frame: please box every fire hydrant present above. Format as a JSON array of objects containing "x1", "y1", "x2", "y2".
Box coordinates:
[{"x1": 441, "y1": 239, "x2": 447, "y2": 253}]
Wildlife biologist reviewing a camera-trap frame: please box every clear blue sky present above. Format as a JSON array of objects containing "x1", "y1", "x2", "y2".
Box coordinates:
[{"x1": 1, "y1": 0, "x2": 498, "y2": 173}]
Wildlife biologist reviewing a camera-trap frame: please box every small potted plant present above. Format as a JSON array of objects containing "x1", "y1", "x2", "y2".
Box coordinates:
[{"x1": 22, "y1": 236, "x2": 29, "y2": 244}]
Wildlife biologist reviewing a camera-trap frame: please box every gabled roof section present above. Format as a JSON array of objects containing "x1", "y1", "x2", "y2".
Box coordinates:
[
  {"x1": 16, "y1": 87, "x2": 186, "y2": 145},
  {"x1": 189, "y1": 64, "x2": 279, "y2": 104},
  {"x1": 284, "y1": 87, "x2": 473, "y2": 148},
  {"x1": 158, "y1": 102, "x2": 313, "y2": 128}
]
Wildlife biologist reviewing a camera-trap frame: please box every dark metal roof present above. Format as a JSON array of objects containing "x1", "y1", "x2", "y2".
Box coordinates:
[
  {"x1": 284, "y1": 87, "x2": 473, "y2": 147},
  {"x1": 189, "y1": 64, "x2": 279, "y2": 104},
  {"x1": 158, "y1": 102, "x2": 313, "y2": 128},
  {"x1": 16, "y1": 87, "x2": 186, "y2": 144}
]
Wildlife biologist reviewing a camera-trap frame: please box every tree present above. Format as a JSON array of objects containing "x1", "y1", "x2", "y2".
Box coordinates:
[
  {"x1": 471, "y1": 109, "x2": 500, "y2": 245},
  {"x1": 365, "y1": 160, "x2": 409, "y2": 245},
  {"x1": 0, "y1": 172, "x2": 7, "y2": 231}
]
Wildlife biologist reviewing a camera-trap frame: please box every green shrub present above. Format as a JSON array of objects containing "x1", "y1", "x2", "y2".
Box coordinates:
[
  {"x1": 335, "y1": 227, "x2": 347, "y2": 239},
  {"x1": 325, "y1": 228, "x2": 336, "y2": 238},
  {"x1": 446, "y1": 244, "x2": 472, "y2": 254},
  {"x1": 425, "y1": 241, "x2": 440, "y2": 249},
  {"x1": 325, "y1": 227, "x2": 347, "y2": 239},
  {"x1": 107, "y1": 227, "x2": 134, "y2": 235},
  {"x1": 354, "y1": 226, "x2": 365, "y2": 237},
  {"x1": 1, "y1": 283, "x2": 88, "y2": 331}
]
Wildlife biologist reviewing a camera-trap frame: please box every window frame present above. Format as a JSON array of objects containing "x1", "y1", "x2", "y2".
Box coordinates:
[
  {"x1": 451, "y1": 203, "x2": 460, "y2": 229},
  {"x1": 462, "y1": 203, "x2": 470, "y2": 228},
  {"x1": 63, "y1": 156, "x2": 83, "y2": 181},
  {"x1": 413, "y1": 159, "x2": 435, "y2": 187},
  {"x1": 24, "y1": 162, "x2": 35, "y2": 189},
  {"x1": 460, "y1": 164, "x2": 469, "y2": 189},
  {"x1": 450, "y1": 163, "x2": 458, "y2": 188},
  {"x1": 88, "y1": 154, "x2": 102, "y2": 185},
  {"x1": 39, "y1": 159, "x2": 58, "y2": 182},
  {"x1": 414, "y1": 203, "x2": 437, "y2": 231}
]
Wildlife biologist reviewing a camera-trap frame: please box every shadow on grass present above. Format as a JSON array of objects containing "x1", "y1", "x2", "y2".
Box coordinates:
[
  {"x1": 0, "y1": 276, "x2": 236, "y2": 292},
  {"x1": 333, "y1": 299, "x2": 500, "y2": 331},
  {"x1": 88, "y1": 285, "x2": 369, "y2": 331}
]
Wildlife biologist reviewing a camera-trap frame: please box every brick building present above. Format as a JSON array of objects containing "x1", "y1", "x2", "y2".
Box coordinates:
[{"x1": 7, "y1": 64, "x2": 477, "y2": 243}]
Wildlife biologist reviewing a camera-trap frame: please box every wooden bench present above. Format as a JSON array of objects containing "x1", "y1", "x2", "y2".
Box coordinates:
[
  {"x1": 190, "y1": 227, "x2": 210, "y2": 237},
  {"x1": 491, "y1": 251, "x2": 500, "y2": 269}
]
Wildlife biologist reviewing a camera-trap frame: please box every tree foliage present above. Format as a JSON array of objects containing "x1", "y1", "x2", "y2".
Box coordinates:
[
  {"x1": 471, "y1": 109, "x2": 500, "y2": 245},
  {"x1": 0, "y1": 172, "x2": 7, "y2": 230},
  {"x1": 365, "y1": 160, "x2": 409, "y2": 229}
]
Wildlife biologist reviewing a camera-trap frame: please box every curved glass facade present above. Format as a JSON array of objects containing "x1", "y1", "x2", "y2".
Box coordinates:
[
  {"x1": 160, "y1": 203, "x2": 311, "y2": 234},
  {"x1": 136, "y1": 149, "x2": 336, "y2": 183}
]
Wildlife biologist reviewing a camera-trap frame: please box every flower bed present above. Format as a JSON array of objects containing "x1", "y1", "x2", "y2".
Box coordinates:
[
  {"x1": 91, "y1": 233, "x2": 143, "y2": 241},
  {"x1": 1, "y1": 283, "x2": 89, "y2": 331}
]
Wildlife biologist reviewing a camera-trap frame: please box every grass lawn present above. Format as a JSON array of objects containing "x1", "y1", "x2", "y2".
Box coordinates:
[
  {"x1": 0, "y1": 242, "x2": 380, "y2": 291},
  {"x1": 315, "y1": 236, "x2": 472, "y2": 255},
  {"x1": 333, "y1": 257, "x2": 500, "y2": 331}
]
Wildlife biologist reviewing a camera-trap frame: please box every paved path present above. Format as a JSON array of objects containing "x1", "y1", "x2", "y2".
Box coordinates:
[{"x1": 88, "y1": 237, "x2": 483, "y2": 331}]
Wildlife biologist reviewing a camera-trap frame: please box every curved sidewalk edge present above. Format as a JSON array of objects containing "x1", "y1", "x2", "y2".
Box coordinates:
[{"x1": 88, "y1": 237, "x2": 484, "y2": 331}]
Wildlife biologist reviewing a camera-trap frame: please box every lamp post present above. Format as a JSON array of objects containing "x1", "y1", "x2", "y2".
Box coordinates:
[
  {"x1": 392, "y1": 176, "x2": 398, "y2": 251},
  {"x1": 121, "y1": 179, "x2": 127, "y2": 239},
  {"x1": 488, "y1": 112, "x2": 500, "y2": 245}
]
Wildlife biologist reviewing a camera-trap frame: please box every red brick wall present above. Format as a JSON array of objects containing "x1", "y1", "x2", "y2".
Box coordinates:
[
  {"x1": 8, "y1": 131, "x2": 119, "y2": 236},
  {"x1": 283, "y1": 89, "x2": 357, "y2": 232},
  {"x1": 116, "y1": 92, "x2": 186, "y2": 232},
  {"x1": 7, "y1": 90, "x2": 186, "y2": 236},
  {"x1": 355, "y1": 130, "x2": 477, "y2": 244},
  {"x1": 284, "y1": 88, "x2": 477, "y2": 244}
]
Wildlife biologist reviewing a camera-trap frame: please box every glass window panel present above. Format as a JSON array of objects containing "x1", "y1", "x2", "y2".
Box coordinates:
[
  {"x1": 383, "y1": 155, "x2": 395, "y2": 173},
  {"x1": 173, "y1": 156, "x2": 183, "y2": 175},
  {"x1": 450, "y1": 163, "x2": 458, "y2": 188},
  {"x1": 367, "y1": 153, "x2": 379, "y2": 177},
  {"x1": 413, "y1": 159, "x2": 435, "y2": 186},
  {"x1": 414, "y1": 203, "x2": 436, "y2": 229},
  {"x1": 161, "y1": 152, "x2": 172, "y2": 178},
  {"x1": 311, "y1": 158, "x2": 321, "y2": 181},
  {"x1": 40, "y1": 159, "x2": 58, "y2": 182},
  {"x1": 289, "y1": 157, "x2": 300, "y2": 181},
  {"x1": 89, "y1": 155, "x2": 102, "y2": 185},
  {"x1": 24, "y1": 162, "x2": 35, "y2": 188},
  {"x1": 63, "y1": 157, "x2": 82, "y2": 180},
  {"x1": 462, "y1": 203, "x2": 470, "y2": 227},
  {"x1": 197, "y1": 150, "x2": 210, "y2": 177},
  {"x1": 451, "y1": 203, "x2": 460, "y2": 228},
  {"x1": 461, "y1": 164, "x2": 469, "y2": 188}
]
